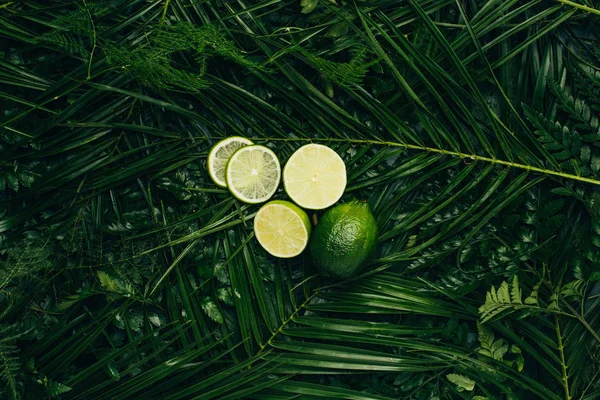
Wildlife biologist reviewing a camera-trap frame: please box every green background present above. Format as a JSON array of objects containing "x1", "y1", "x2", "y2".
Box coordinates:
[{"x1": 1, "y1": 1, "x2": 600, "y2": 399}]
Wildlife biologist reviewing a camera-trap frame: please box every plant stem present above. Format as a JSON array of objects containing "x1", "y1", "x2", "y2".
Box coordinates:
[
  {"x1": 554, "y1": 315, "x2": 571, "y2": 400},
  {"x1": 513, "y1": 257, "x2": 600, "y2": 350},
  {"x1": 245, "y1": 136, "x2": 600, "y2": 186},
  {"x1": 160, "y1": 0, "x2": 171, "y2": 25},
  {"x1": 556, "y1": 0, "x2": 600, "y2": 16},
  {"x1": 258, "y1": 291, "x2": 319, "y2": 352},
  {"x1": 82, "y1": 0, "x2": 96, "y2": 80},
  {"x1": 560, "y1": 298, "x2": 600, "y2": 344}
]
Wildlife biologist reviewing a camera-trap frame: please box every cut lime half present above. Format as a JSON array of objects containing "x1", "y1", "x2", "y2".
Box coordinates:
[
  {"x1": 283, "y1": 143, "x2": 347, "y2": 210},
  {"x1": 254, "y1": 200, "x2": 311, "y2": 258},
  {"x1": 207, "y1": 136, "x2": 254, "y2": 187},
  {"x1": 226, "y1": 145, "x2": 281, "y2": 204}
]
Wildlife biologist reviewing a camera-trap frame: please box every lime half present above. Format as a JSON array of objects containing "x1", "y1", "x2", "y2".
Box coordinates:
[
  {"x1": 283, "y1": 143, "x2": 347, "y2": 210},
  {"x1": 254, "y1": 200, "x2": 311, "y2": 258},
  {"x1": 207, "y1": 136, "x2": 254, "y2": 187},
  {"x1": 226, "y1": 145, "x2": 281, "y2": 204}
]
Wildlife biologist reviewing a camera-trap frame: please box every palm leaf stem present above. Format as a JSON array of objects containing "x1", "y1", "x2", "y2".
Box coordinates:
[
  {"x1": 556, "y1": 0, "x2": 600, "y2": 16},
  {"x1": 555, "y1": 315, "x2": 572, "y2": 400},
  {"x1": 246, "y1": 136, "x2": 600, "y2": 186}
]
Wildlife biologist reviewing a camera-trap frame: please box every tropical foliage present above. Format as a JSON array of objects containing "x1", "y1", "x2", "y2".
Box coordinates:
[{"x1": 1, "y1": 0, "x2": 600, "y2": 399}]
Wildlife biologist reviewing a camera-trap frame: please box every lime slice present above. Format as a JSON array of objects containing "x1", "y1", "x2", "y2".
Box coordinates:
[
  {"x1": 207, "y1": 136, "x2": 254, "y2": 187},
  {"x1": 226, "y1": 145, "x2": 281, "y2": 204},
  {"x1": 254, "y1": 200, "x2": 311, "y2": 258},
  {"x1": 283, "y1": 143, "x2": 347, "y2": 210}
]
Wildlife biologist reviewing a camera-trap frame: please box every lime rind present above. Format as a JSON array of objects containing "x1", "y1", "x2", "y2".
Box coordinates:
[
  {"x1": 225, "y1": 145, "x2": 281, "y2": 204},
  {"x1": 254, "y1": 200, "x2": 311, "y2": 258},
  {"x1": 283, "y1": 143, "x2": 347, "y2": 210},
  {"x1": 309, "y1": 199, "x2": 378, "y2": 279},
  {"x1": 207, "y1": 136, "x2": 254, "y2": 187}
]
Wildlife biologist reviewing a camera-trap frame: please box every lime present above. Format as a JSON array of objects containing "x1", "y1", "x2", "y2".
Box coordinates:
[
  {"x1": 309, "y1": 199, "x2": 378, "y2": 279},
  {"x1": 283, "y1": 143, "x2": 346, "y2": 210},
  {"x1": 254, "y1": 200, "x2": 311, "y2": 258},
  {"x1": 207, "y1": 136, "x2": 254, "y2": 187},
  {"x1": 226, "y1": 145, "x2": 281, "y2": 204}
]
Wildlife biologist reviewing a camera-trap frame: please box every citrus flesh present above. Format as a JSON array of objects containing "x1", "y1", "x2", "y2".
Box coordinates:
[
  {"x1": 309, "y1": 199, "x2": 378, "y2": 279},
  {"x1": 283, "y1": 144, "x2": 346, "y2": 210},
  {"x1": 226, "y1": 145, "x2": 281, "y2": 204},
  {"x1": 254, "y1": 200, "x2": 311, "y2": 258},
  {"x1": 207, "y1": 136, "x2": 253, "y2": 187}
]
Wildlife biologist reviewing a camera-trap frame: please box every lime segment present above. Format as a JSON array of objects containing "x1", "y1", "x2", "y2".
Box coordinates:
[
  {"x1": 226, "y1": 145, "x2": 281, "y2": 204},
  {"x1": 254, "y1": 200, "x2": 311, "y2": 258},
  {"x1": 283, "y1": 143, "x2": 347, "y2": 210},
  {"x1": 207, "y1": 136, "x2": 254, "y2": 187}
]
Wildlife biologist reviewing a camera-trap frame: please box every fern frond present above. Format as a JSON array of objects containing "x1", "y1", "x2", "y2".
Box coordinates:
[
  {"x1": 153, "y1": 23, "x2": 264, "y2": 71},
  {"x1": 560, "y1": 279, "x2": 585, "y2": 300},
  {"x1": 510, "y1": 275, "x2": 522, "y2": 304},
  {"x1": 46, "y1": 379, "x2": 72, "y2": 397},
  {"x1": 446, "y1": 373, "x2": 475, "y2": 392},
  {"x1": 477, "y1": 322, "x2": 508, "y2": 361},
  {"x1": 104, "y1": 44, "x2": 209, "y2": 92},
  {"x1": 44, "y1": 0, "x2": 122, "y2": 33},
  {"x1": 524, "y1": 104, "x2": 595, "y2": 177},
  {"x1": 0, "y1": 345, "x2": 19, "y2": 400},
  {"x1": 549, "y1": 80, "x2": 600, "y2": 140},
  {"x1": 571, "y1": 61, "x2": 600, "y2": 113},
  {"x1": 524, "y1": 282, "x2": 540, "y2": 305},
  {"x1": 104, "y1": 23, "x2": 263, "y2": 91},
  {"x1": 0, "y1": 242, "x2": 52, "y2": 290},
  {"x1": 479, "y1": 275, "x2": 540, "y2": 323},
  {"x1": 300, "y1": 46, "x2": 373, "y2": 88},
  {"x1": 39, "y1": 31, "x2": 89, "y2": 60},
  {"x1": 0, "y1": 325, "x2": 21, "y2": 400},
  {"x1": 97, "y1": 271, "x2": 136, "y2": 300}
]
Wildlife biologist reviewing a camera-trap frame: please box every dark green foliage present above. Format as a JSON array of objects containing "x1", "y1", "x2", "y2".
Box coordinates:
[
  {"x1": 525, "y1": 105, "x2": 596, "y2": 177},
  {"x1": 0, "y1": 325, "x2": 21, "y2": 399},
  {"x1": 104, "y1": 23, "x2": 263, "y2": 91},
  {"x1": 1, "y1": 0, "x2": 600, "y2": 399},
  {"x1": 299, "y1": 46, "x2": 374, "y2": 89}
]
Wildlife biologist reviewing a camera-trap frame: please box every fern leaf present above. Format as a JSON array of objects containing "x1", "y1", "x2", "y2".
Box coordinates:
[
  {"x1": 200, "y1": 296, "x2": 224, "y2": 324},
  {"x1": 524, "y1": 282, "x2": 540, "y2": 305},
  {"x1": 571, "y1": 60, "x2": 600, "y2": 112},
  {"x1": 446, "y1": 373, "x2": 475, "y2": 392},
  {"x1": 479, "y1": 277, "x2": 542, "y2": 322},
  {"x1": 40, "y1": 31, "x2": 89, "y2": 60},
  {"x1": 477, "y1": 322, "x2": 495, "y2": 357},
  {"x1": 46, "y1": 379, "x2": 72, "y2": 397},
  {"x1": 523, "y1": 104, "x2": 590, "y2": 176},
  {"x1": 477, "y1": 323, "x2": 505, "y2": 360},
  {"x1": 549, "y1": 80, "x2": 600, "y2": 138},
  {"x1": 104, "y1": 23, "x2": 263, "y2": 92},
  {"x1": 547, "y1": 292, "x2": 560, "y2": 311},
  {"x1": 0, "y1": 325, "x2": 21, "y2": 400},
  {"x1": 539, "y1": 199, "x2": 566, "y2": 219},
  {"x1": 104, "y1": 44, "x2": 209, "y2": 92},
  {"x1": 300, "y1": 46, "x2": 372, "y2": 88},
  {"x1": 498, "y1": 281, "x2": 511, "y2": 304},
  {"x1": 479, "y1": 286, "x2": 510, "y2": 322},
  {"x1": 0, "y1": 346, "x2": 19, "y2": 400},
  {"x1": 97, "y1": 271, "x2": 135, "y2": 299},
  {"x1": 560, "y1": 280, "x2": 584, "y2": 299},
  {"x1": 0, "y1": 243, "x2": 52, "y2": 290},
  {"x1": 510, "y1": 275, "x2": 522, "y2": 305}
]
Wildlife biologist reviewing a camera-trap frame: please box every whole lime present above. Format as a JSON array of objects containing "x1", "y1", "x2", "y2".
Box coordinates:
[{"x1": 309, "y1": 200, "x2": 378, "y2": 279}]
